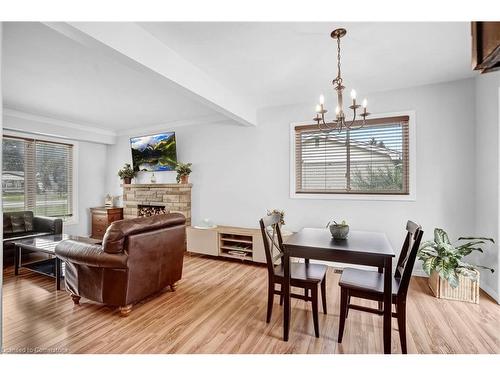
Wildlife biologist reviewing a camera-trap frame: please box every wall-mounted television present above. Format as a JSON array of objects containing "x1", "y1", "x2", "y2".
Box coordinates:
[{"x1": 130, "y1": 132, "x2": 177, "y2": 171}]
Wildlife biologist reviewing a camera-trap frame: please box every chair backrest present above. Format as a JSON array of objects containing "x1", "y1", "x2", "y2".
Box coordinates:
[
  {"x1": 395, "y1": 220, "x2": 424, "y2": 298},
  {"x1": 259, "y1": 213, "x2": 284, "y2": 278}
]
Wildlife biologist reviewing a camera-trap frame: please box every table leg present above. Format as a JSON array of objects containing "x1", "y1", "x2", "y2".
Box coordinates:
[
  {"x1": 283, "y1": 251, "x2": 291, "y2": 341},
  {"x1": 383, "y1": 257, "x2": 392, "y2": 354},
  {"x1": 14, "y1": 246, "x2": 21, "y2": 275},
  {"x1": 55, "y1": 257, "x2": 62, "y2": 290}
]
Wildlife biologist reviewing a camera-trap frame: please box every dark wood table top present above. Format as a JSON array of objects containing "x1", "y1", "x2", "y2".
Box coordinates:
[
  {"x1": 283, "y1": 228, "x2": 395, "y2": 257},
  {"x1": 12, "y1": 234, "x2": 102, "y2": 255}
]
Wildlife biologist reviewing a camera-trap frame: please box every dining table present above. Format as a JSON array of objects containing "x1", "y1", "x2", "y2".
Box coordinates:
[{"x1": 282, "y1": 228, "x2": 395, "y2": 354}]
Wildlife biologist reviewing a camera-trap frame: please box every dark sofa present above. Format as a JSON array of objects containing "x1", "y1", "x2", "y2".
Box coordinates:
[{"x1": 3, "y1": 211, "x2": 63, "y2": 267}]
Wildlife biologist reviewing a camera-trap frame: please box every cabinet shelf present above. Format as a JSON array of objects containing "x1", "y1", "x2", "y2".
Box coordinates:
[
  {"x1": 220, "y1": 237, "x2": 253, "y2": 244},
  {"x1": 220, "y1": 245, "x2": 253, "y2": 253},
  {"x1": 220, "y1": 253, "x2": 253, "y2": 261}
]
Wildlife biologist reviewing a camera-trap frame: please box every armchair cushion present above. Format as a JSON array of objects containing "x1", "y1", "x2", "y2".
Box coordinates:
[{"x1": 56, "y1": 240, "x2": 128, "y2": 269}]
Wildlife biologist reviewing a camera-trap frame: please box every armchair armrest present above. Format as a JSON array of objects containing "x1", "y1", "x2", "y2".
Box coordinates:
[
  {"x1": 33, "y1": 216, "x2": 63, "y2": 234},
  {"x1": 55, "y1": 240, "x2": 128, "y2": 269}
]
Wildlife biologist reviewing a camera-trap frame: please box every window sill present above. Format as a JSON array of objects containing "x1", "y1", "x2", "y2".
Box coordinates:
[{"x1": 290, "y1": 192, "x2": 416, "y2": 201}]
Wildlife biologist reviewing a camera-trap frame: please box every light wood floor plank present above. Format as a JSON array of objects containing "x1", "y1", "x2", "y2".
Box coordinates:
[{"x1": 2, "y1": 254, "x2": 499, "y2": 354}]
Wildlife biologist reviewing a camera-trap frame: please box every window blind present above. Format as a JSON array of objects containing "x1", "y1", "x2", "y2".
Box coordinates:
[
  {"x1": 295, "y1": 116, "x2": 409, "y2": 195},
  {"x1": 2, "y1": 136, "x2": 74, "y2": 218}
]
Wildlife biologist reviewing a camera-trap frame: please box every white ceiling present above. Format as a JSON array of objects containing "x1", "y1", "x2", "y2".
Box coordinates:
[
  {"x1": 140, "y1": 22, "x2": 475, "y2": 108},
  {"x1": 2, "y1": 22, "x2": 220, "y2": 131},
  {"x1": 2, "y1": 22, "x2": 475, "y2": 132}
]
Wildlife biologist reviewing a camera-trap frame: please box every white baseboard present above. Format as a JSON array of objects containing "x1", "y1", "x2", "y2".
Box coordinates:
[{"x1": 480, "y1": 283, "x2": 500, "y2": 304}]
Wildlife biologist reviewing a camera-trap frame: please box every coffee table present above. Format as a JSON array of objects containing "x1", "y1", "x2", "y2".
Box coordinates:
[{"x1": 12, "y1": 234, "x2": 102, "y2": 290}]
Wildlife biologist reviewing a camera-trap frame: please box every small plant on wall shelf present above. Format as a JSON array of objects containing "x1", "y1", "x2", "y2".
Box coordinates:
[
  {"x1": 118, "y1": 163, "x2": 137, "y2": 184},
  {"x1": 175, "y1": 162, "x2": 192, "y2": 184}
]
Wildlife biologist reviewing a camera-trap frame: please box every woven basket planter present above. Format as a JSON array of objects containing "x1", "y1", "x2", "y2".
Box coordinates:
[{"x1": 428, "y1": 270, "x2": 480, "y2": 304}]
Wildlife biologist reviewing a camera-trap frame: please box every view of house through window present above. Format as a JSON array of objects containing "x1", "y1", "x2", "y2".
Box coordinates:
[
  {"x1": 2, "y1": 135, "x2": 74, "y2": 218},
  {"x1": 294, "y1": 116, "x2": 410, "y2": 195}
]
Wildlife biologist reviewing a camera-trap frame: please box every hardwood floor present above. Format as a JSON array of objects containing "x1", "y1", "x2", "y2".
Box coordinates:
[{"x1": 2, "y1": 253, "x2": 499, "y2": 354}]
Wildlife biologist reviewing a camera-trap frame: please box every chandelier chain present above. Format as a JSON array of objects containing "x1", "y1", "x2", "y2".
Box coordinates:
[{"x1": 336, "y1": 36, "x2": 342, "y2": 84}]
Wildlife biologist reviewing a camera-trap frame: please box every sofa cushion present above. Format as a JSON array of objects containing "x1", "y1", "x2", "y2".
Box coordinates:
[
  {"x1": 3, "y1": 211, "x2": 34, "y2": 234},
  {"x1": 3, "y1": 214, "x2": 12, "y2": 234}
]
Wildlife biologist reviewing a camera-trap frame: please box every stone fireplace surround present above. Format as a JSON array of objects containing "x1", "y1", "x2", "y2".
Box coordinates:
[{"x1": 122, "y1": 183, "x2": 192, "y2": 225}]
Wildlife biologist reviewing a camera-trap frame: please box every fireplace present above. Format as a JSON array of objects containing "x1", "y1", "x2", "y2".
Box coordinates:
[
  {"x1": 122, "y1": 183, "x2": 192, "y2": 225},
  {"x1": 138, "y1": 204, "x2": 168, "y2": 217}
]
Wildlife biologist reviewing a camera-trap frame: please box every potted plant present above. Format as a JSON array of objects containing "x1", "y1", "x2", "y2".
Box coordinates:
[
  {"x1": 267, "y1": 209, "x2": 285, "y2": 226},
  {"x1": 175, "y1": 162, "x2": 192, "y2": 184},
  {"x1": 327, "y1": 219, "x2": 349, "y2": 240},
  {"x1": 418, "y1": 228, "x2": 495, "y2": 304},
  {"x1": 118, "y1": 163, "x2": 136, "y2": 184}
]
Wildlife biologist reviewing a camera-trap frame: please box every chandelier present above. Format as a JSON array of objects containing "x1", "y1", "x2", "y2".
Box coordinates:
[{"x1": 314, "y1": 28, "x2": 370, "y2": 132}]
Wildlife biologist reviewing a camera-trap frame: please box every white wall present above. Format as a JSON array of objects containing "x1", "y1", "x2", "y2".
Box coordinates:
[
  {"x1": 1, "y1": 21, "x2": 5, "y2": 351},
  {"x1": 475, "y1": 71, "x2": 500, "y2": 302},
  {"x1": 64, "y1": 140, "x2": 107, "y2": 236},
  {"x1": 107, "y1": 78, "x2": 479, "y2": 277},
  {"x1": 2, "y1": 114, "x2": 108, "y2": 237}
]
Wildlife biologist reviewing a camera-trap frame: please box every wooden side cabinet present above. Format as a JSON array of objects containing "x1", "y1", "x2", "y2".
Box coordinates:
[{"x1": 90, "y1": 207, "x2": 123, "y2": 239}]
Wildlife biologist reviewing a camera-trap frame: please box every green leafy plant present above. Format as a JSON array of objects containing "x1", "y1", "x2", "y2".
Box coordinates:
[
  {"x1": 267, "y1": 209, "x2": 285, "y2": 226},
  {"x1": 117, "y1": 163, "x2": 136, "y2": 179},
  {"x1": 327, "y1": 219, "x2": 348, "y2": 227},
  {"x1": 418, "y1": 228, "x2": 495, "y2": 288},
  {"x1": 175, "y1": 162, "x2": 192, "y2": 183}
]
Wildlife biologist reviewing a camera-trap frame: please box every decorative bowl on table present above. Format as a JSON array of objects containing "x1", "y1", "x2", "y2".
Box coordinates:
[{"x1": 327, "y1": 220, "x2": 349, "y2": 240}]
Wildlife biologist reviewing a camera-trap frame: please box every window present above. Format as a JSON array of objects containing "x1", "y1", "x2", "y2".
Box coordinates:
[
  {"x1": 2, "y1": 135, "x2": 74, "y2": 219},
  {"x1": 294, "y1": 116, "x2": 410, "y2": 195}
]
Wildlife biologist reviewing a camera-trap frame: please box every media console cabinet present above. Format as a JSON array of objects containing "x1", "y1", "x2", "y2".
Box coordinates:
[{"x1": 187, "y1": 225, "x2": 266, "y2": 264}]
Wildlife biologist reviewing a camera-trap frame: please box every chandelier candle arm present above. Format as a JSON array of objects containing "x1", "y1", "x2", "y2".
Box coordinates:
[{"x1": 312, "y1": 28, "x2": 370, "y2": 132}]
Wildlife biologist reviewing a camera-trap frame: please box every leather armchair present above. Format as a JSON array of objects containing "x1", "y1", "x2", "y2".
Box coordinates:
[{"x1": 55, "y1": 213, "x2": 186, "y2": 316}]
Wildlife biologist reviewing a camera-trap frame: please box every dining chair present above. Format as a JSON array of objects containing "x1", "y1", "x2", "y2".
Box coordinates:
[
  {"x1": 259, "y1": 214, "x2": 327, "y2": 338},
  {"x1": 337, "y1": 220, "x2": 423, "y2": 353}
]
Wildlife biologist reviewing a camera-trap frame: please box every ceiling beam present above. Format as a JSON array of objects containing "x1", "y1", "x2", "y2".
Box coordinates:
[{"x1": 43, "y1": 22, "x2": 256, "y2": 127}]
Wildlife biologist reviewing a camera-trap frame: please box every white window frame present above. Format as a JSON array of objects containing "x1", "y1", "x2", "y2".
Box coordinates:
[
  {"x1": 290, "y1": 110, "x2": 416, "y2": 201},
  {"x1": 3, "y1": 130, "x2": 79, "y2": 226}
]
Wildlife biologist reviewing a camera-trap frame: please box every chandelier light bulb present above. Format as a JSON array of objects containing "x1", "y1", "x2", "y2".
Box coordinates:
[
  {"x1": 335, "y1": 106, "x2": 340, "y2": 115},
  {"x1": 362, "y1": 98, "x2": 368, "y2": 108},
  {"x1": 319, "y1": 94, "x2": 325, "y2": 105},
  {"x1": 315, "y1": 104, "x2": 321, "y2": 113},
  {"x1": 350, "y1": 89, "x2": 357, "y2": 100}
]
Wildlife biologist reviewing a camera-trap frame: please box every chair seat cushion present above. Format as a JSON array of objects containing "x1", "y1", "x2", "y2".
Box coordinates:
[
  {"x1": 339, "y1": 267, "x2": 400, "y2": 295},
  {"x1": 274, "y1": 262, "x2": 327, "y2": 282}
]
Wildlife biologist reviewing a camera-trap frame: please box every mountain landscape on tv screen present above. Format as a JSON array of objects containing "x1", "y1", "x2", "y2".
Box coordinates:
[{"x1": 130, "y1": 132, "x2": 177, "y2": 171}]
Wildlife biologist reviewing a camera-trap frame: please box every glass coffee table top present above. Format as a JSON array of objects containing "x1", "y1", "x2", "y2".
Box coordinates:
[
  {"x1": 12, "y1": 234, "x2": 102, "y2": 290},
  {"x1": 12, "y1": 234, "x2": 101, "y2": 254}
]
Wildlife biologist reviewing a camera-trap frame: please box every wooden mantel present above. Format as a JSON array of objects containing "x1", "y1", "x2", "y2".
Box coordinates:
[{"x1": 122, "y1": 183, "x2": 192, "y2": 225}]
